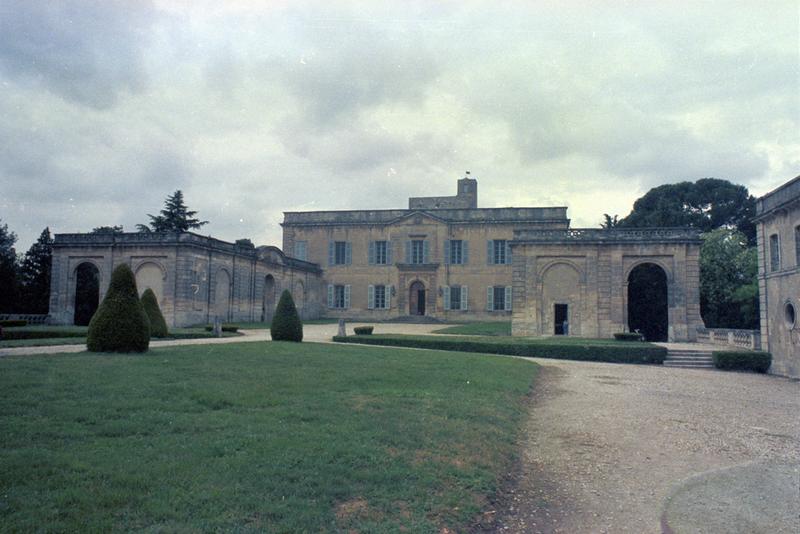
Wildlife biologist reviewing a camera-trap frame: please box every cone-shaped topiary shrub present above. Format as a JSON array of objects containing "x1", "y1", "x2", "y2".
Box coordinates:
[
  {"x1": 141, "y1": 288, "x2": 169, "y2": 338},
  {"x1": 270, "y1": 289, "x2": 303, "y2": 342},
  {"x1": 87, "y1": 264, "x2": 150, "y2": 352}
]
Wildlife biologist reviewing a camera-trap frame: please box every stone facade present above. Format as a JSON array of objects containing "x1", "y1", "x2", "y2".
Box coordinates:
[
  {"x1": 510, "y1": 228, "x2": 703, "y2": 341},
  {"x1": 49, "y1": 232, "x2": 323, "y2": 327},
  {"x1": 281, "y1": 177, "x2": 703, "y2": 340},
  {"x1": 755, "y1": 175, "x2": 800, "y2": 378}
]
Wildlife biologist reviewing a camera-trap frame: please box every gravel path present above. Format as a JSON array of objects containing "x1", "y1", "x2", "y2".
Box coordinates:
[{"x1": 492, "y1": 360, "x2": 800, "y2": 533}]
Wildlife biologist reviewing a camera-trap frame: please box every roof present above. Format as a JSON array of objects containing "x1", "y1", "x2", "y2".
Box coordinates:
[
  {"x1": 282, "y1": 206, "x2": 569, "y2": 226},
  {"x1": 511, "y1": 227, "x2": 703, "y2": 245},
  {"x1": 755, "y1": 175, "x2": 800, "y2": 218}
]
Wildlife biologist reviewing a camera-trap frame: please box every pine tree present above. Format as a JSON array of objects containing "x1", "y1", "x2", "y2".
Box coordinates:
[
  {"x1": 19, "y1": 228, "x2": 53, "y2": 314},
  {"x1": 0, "y1": 220, "x2": 20, "y2": 313},
  {"x1": 270, "y1": 290, "x2": 303, "y2": 342},
  {"x1": 140, "y1": 191, "x2": 208, "y2": 232}
]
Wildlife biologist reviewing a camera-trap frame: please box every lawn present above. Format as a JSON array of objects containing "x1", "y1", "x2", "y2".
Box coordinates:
[
  {"x1": 0, "y1": 341, "x2": 538, "y2": 532},
  {"x1": 433, "y1": 321, "x2": 512, "y2": 336}
]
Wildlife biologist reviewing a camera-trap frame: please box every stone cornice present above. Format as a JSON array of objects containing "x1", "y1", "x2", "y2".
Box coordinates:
[{"x1": 511, "y1": 227, "x2": 702, "y2": 245}]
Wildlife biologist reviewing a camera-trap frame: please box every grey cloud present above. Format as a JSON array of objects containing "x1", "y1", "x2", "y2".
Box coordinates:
[{"x1": 0, "y1": 0, "x2": 156, "y2": 109}]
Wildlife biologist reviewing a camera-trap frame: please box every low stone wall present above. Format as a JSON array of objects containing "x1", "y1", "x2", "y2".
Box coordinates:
[{"x1": 696, "y1": 326, "x2": 761, "y2": 350}]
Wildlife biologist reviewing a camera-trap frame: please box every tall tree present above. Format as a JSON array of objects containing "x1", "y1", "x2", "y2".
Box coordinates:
[
  {"x1": 0, "y1": 220, "x2": 20, "y2": 313},
  {"x1": 139, "y1": 191, "x2": 208, "y2": 233},
  {"x1": 91, "y1": 225, "x2": 124, "y2": 234},
  {"x1": 19, "y1": 228, "x2": 53, "y2": 314},
  {"x1": 619, "y1": 178, "x2": 757, "y2": 244},
  {"x1": 699, "y1": 228, "x2": 759, "y2": 329},
  {"x1": 600, "y1": 213, "x2": 620, "y2": 229}
]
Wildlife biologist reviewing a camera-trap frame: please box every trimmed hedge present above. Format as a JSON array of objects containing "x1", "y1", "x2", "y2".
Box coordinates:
[
  {"x1": 333, "y1": 334, "x2": 667, "y2": 364},
  {"x1": 204, "y1": 324, "x2": 240, "y2": 333},
  {"x1": 141, "y1": 288, "x2": 169, "y2": 338},
  {"x1": 713, "y1": 351, "x2": 772, "y2": 373},
  {"x1": 0, "y1": 320, "x2": 27, "y2": 327},
  {"x1": 270, "y1": 290, "x2": 303, "y2": 342},
  {"x1": 87, "y1": 264, "x2": 150, "y2": 353},
  {"x1": 614, "y1": 332, "x2": 644, "y2": 342},
  {"x1": 353, "y1": 326, "x2": 374, "y2": 335},
  {"x1": 0, "y1": 330, "x2": 86, "y2": 340}
]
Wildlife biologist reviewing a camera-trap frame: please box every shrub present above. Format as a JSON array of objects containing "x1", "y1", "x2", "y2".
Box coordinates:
[
  {"x1": 270, "y1": 290, "x2": 303, "y2": 342},
  {"x1": 333, "y1": 335, "x2": 667, "y2": 365},
  {"x1": 0, "y1": 320, "x2": 27, "y2": 327},
  {"x1": 140, "y1": 288, "x2": 169, "y2": 338},
  {"x1": 614, "y1": 332, "x2": 644, "y2": 342},
  {"x1": 86, "y1": 264, "x2": 150, "y2": 353},
  {"x1": 204, "y1": 324, "x2": 239, "y2": 333},
  {"x1": 353, "y1": 326, "x2": 374, "y2": 335},
  {"x1": 1, "y1": 330, "x2": 85, "y2": 340},
  {"x1": 712, "y1": 351, "x2": 771, "y2": 373}
]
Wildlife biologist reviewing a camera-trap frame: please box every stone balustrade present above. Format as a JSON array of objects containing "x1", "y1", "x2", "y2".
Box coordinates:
[
  {"x1": 696, "y1": 326, "x2": 761, "y2": 350},
  {"x1": 513, "y1": 227, "x2": 702, "y2": 243}
]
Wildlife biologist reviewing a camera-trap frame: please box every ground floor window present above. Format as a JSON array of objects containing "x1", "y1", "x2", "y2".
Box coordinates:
[
  {"x1": 443, "y1": 285, "x2": 469, "y2": 311},
  {"x1": 328, "y1": 284, "x2": 350, "y2": 309},
  {"x1": 487, "y1": 286, "x2": 512, "y2": 311},
  {"x1": 368, "y1": 284, "x2": 390, "y2": 309}
]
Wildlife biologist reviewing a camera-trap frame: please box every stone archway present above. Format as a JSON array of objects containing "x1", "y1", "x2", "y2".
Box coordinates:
[
  {"x1": 74, "y1": 262, "x2": 100, "y2": 326},
  {"x1": 409, "y1": 280, "x2": 426, "y2": 316},
  {"x1": 263, "y1": 275, "x2": 276, "y2": 323},
  {"x1": 627, "y1": 263, "x2": 668, "y2": 342}
]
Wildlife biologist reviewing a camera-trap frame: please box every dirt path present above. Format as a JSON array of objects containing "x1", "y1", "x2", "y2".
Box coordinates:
[{"x1": 491, "y1": 360, "x2": 800, "y2": 533}]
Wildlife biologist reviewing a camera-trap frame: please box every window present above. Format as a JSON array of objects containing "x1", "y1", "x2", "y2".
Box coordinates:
[
  {"x1": 405, "y1": 239, "x2": 429, "y2": 264},
  {"x1": 368, "y1": 284, "x2": 390, "y2": 309},
  {"x1": 486, "y1": 285, "x2": 512, "y2": 311},
  {"x1": 785, "y1": 301, "x2": 796, "y2": 329},
  {"x1": 442, "y1": 285, "x2": 468, "y2": 311},
  {"x1": 445, "y1": 239, "x2": 468, "y2": 265},
  {"x1": 327, "y1": 284, "x2": 350, "y2": 309},
  {"x1": 488, "y1": 239, "x2": 511, "y2": 265},
  {"x1": 293, "y1": 240, "x2": 307, "y2": 261},
  {"x1": 770, "y1": 234, "x2": 780, "y2": 272},
  {"x1": 795, "y1": 226, "x2": 800, "y2": 266},
  {"x1": 328, "y1": 241, "x2": 352, "y2": 266},
  {"x1": 369, "y1": 240, "x2": 391, "y2": 265}
]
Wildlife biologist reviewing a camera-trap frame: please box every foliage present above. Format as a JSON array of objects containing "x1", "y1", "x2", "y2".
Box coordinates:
[
  {"x1": 0, "y1": 342, "x2": 537, "y2": 532},
  {"x1": 353, "y1": 326, "x2": 374, "y2": 335},
  {"x1": 235, "y1": 238, "x2": 254, "y2": 248},
  {"x1": 334, "y1": 334, "x2": 667, "y2": 364},
  {"x1": 139, "y1": 190, "x2": 208, "y2": 233},
  {"x1": 0, "y1": 219, "x2": 20, "y2": 313},
  {"x1": 203, "y1": 324, "x2": 240, "y2": 333},
  {"x1": 614, "y1": 332, "x2": 644, "y2": 341},
  {"x1": 18, "y1": 228, "x2": 53, "y2": 314},
  {"x1": 140, "y1": 288, "x2": 169, "y2": 338},
  {"x1": 270, "y1": 290, "x2": 303, "y2": 342},
  {"x1": 712, "y1": 351, "x2": 771, "y2": 373},
  {"x1": 86, "y1": 264, "x2": 150, "y2": 352},
  {"x1": 0, "y1": 320, "x2": 27, "y2": 327},
  {"x1": 619, "y1": 178, "x2": 757, "y2": 244},
  {"x1": 91, "y1": 225, "x2": 124, "y2": 234},
  {"x1": 433, "y1": 321, "x2": 512, "y2": 336},
  {"x1": 1, "y1": 329, "x2": 86, "y2": 340},
  {"x1": 600, "y1": 213, "x2": 621, "y2": 229},
  {"x1": 700, "y1": 228, "x2": 759, "y2": 329}
]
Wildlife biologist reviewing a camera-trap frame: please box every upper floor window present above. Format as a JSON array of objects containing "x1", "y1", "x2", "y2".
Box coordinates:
[
  {"x1": 770, "y1": 234, "x2": 780, "y2": 272},
  {"x1": 445, "y1": 239, "x2": 468, "y2": 265},
  {"x1": 368, "y1": 240, "x2": 391, "y2": 265},
  {"x1": 488, "y1": 239, "x2": 511, "y2": 265},
  {"x1": 293, "y1": 240, "x2": 307, "y2": 261},
  {"x1": 328, "y1": 241, "x2": 352, "y2": 266},
  {"x1": 405, "y1": 239, "x2": 429, "y2": 264}
]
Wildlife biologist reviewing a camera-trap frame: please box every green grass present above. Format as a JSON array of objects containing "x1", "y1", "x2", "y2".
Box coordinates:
[
  {"x1": 0, "y1": 341, "x2": 537, "y2": 532},
  {"x1": 433, "y1": 321, "x2": 512, "y2": 336}
]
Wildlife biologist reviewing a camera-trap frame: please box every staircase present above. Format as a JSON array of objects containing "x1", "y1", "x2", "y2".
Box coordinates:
[{"x1": 663, "y1": 349, "x2": 715, "y2": 369}]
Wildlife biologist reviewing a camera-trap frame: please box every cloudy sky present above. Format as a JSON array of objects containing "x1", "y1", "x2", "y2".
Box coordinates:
[{"x1": 1, "y1": 0, "x2": 798, "y2": 251}]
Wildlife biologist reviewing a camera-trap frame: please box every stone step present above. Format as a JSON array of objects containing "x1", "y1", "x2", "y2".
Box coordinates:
[{"x1": 663, "y1": 361, "x2": 715, "y2": 369}]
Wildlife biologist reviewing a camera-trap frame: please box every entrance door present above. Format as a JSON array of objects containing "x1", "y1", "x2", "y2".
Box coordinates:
[
  {"x1": 409, "y1": 281, "x2": 425, "y2": 315},
  {"x1": 554, "y1": 303, "x2": 568, "y2": 335}
]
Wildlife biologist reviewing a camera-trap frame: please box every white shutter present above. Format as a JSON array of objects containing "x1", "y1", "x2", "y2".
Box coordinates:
[
  {"x1": 327, "y1": 284, "x2": 334, "y2": 308},
  {"x1": 328, "y1": 242, "x2": 335, "y2": 266},
  {"x1": 487, "y1": 240, "x2": 494, "y2": 265},
  {"x1": 486, "y1": 286, "x2": 494, "y2": 311},
  {"x1": 345, "y1": 242, "x2": 352, "y2": 265},
  {"x1": 505, "y1": 286, "x2": 513, "y2": 311},
  {"x1": 462, "y1": 241, "x2": 469, "y2": 265},
  {"x1": 344, "y1": 285, "x2": 351, "y2": 309},
  {"x1": 444, "y1": 240, "x2": 450, "y2": 265},
  {"x1": 368, "y1": 241, "x2": 376, "y2": 265},
  {"x1": 386, "y1": 286, "x2": 392, "y2": 309},
  {"x1": 405, "y1": 241, "x2": 412, "y2": 263},
  {"x1": 461, "y1": 286, "x2": 469, "y2": 311},
  {"x1": 505, "y1": 242, "x2": 512, "y2": 265},
  {"x1": 386, "y1": 241, "x2": 393, "y2": 264},
  {"x1": 367, "y1": 285, "x2": 375, "y2": 309},
  {"x1": 443, "y1": 285, "x2": 450, "y2": 311},
  {"x1": 423, "y1": 240, "x2": 429, "y2": 263}
]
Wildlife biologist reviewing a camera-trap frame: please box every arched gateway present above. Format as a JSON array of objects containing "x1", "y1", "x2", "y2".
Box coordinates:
[
  {"x1": 74, "y1": 262, "x2": 100, "y2": 326},
  {"x1": 511, "y1": 228, "x2": 702, "y2": 341}
]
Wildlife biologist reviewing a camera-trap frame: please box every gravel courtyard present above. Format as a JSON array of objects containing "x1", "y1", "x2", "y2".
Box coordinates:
[{"x1": 493, "y1": 360, "x2": 800, "y2": 533}]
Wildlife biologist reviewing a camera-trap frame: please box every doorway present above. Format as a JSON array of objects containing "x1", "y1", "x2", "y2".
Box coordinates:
[
  {"x1": 627, "y1": 263, "x2": 668, "y2": 342},
  {"x1": 74, "y1": 262, "x2": 100, "y2": 326},
  {"x1": 554, "y1": 303, "x2": 568, "y2": 335},
  {"x1": 409, "y1": 281, "x2": 425, "y2": 315}
]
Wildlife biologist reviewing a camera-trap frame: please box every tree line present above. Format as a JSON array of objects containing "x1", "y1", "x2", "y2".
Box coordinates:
[{"x1": 0, "y1": 191, "x2": 207, "y2": 314}]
